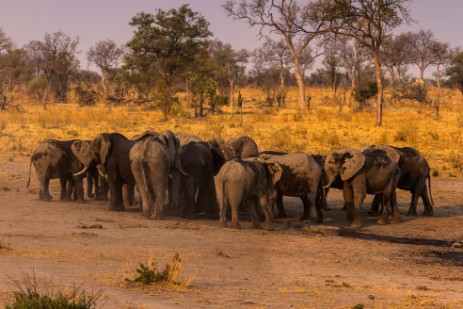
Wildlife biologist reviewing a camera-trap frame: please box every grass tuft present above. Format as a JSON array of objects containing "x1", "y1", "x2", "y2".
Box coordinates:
[{"x1": 5, "y1": 271, "x2": 102, "y2": 309}]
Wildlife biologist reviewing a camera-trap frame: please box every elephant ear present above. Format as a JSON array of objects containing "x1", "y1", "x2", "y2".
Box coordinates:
[
  {"x1": 210, "y1": 146, "x2": 226, "y2": 175},
  {"x1": 378, "y1": 144, "x2": 401, "y2": 164},
  {"x1": 131, "y1": 130, "x2": 159, "y2": 141},
  {"x1": 98, "y1": 134, "x2": 111, "y2": 165},
  {"x1": 337, "y1": 148, "x2": 365, "y2": 181},
  {"x1": 262, "y1": 159, "x2": 283, "y2": 184}
]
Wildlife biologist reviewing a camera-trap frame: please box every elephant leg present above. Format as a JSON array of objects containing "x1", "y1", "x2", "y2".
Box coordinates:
[
  {"x1": 348, "y1": 183, "x2": 365, "y2": 228},
  {"x1": 390, "y1": 191, "x2": 402, "y2": 224},
  {"x1": 300, "y1": 195, "x2": 310, "y2": 221},
  {"x1": 258, "y1": 195, "x2": 273, "y2": 230},
  {"x1": 146, "y1": 166, "x2": 168, "y2": 220},
  {"x1": 227, "y1": 188, "x2": 243, "y2": 229},
  {"x1": 122, "y1": 184, "x2": 135, "y2": 208},
  {"x1": 203, "y1": 176, "x2": 219, "y2": 219},
  {"x1": 310, "y1": 191, "x2": 323, "y2": 223},
  {"x1": 131, "y1": 162, "x2": 150, "y2": 217},
  {"x1": 421, "y1": 190, "x2": 434, "y2": 216},
  {"x1": 343, "y1": 184, "x2": 354, "y2": 226},
  {"x1": 248, "y1": 197, "x2": 260, "y2": 229},
  {"x1": 108, "y1": 179, "x2": 124, "y2": 211},
  {"x1": 275, "y1": 192, "x2": 286, "y2": 218},
  {"x1": 406, "y1": 188, "x2": 419, "y2": 216},
  {"x1": 74, "y1": 176, "x2": 85, "y2": 202},
  {"x1": 369, "y1": 194, "x2": 382, "y2": 216},
  {"x1": 183, "y1": 177, "x2": 198, "y2": 219},
  {"x1": 60, "y1": 176, "x2": 70, "y2": 201},
  {"x1": 377, "y1": 193, "x2": 392, "y2": 225}
]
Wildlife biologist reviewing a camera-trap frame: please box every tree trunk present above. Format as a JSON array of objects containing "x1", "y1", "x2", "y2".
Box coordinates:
[
  {"x1": 42, "y1": 75, "x2": 50, "y2": 110},
  {"x1": 229, "y1": 79, "x2": 234, "y2": 114},
  {"x1": 373, "y1": 50, "x2": 383, "y2": 127},
  {"x1": 293, "y1": 60, "x2": 306, "y2": 110}
]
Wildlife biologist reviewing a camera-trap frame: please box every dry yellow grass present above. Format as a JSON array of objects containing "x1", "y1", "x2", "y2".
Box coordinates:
[{"x1": 0, "y1": 86, "x2": 462, "y2": 178}]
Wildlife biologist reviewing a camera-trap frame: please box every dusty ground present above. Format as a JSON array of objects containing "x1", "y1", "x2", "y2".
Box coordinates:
[{"x1": 0, "y1": 154, "x2": 462, "y2": 308}]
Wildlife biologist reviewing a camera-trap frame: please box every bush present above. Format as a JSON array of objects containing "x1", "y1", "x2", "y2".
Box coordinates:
[
  {"x1": 5, "y1": 272, "x2": 102, "y2": 309},
  {"x1": 126, "y1": 252, "x2": 182, "y2": 286},
  {"x1": 354, "y1": 81, "x2": 378, "y2": 103},
  {"x1": 394, "y1": 82, "x2": 431, "y2": 104}
]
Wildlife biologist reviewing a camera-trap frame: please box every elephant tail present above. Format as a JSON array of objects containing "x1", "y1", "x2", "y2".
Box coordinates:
[
  {"x1": 427, "y1": 172, "x2": 435, "y2": 206},
  {"x1": 26, "y1": 157, "x2": 33, "y2": 189}
]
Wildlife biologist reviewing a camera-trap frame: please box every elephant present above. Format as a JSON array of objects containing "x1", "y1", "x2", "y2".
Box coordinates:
[
  {"x1": 364, "y1": 145, "x2": 434, "y2": 216},
  {"x1": 179, "y1": 141, "x2": 225, "y2": 219},
  {"x1": 210, "y1": 135, "x2": 259, "y2": 161},
  {"x1": 129, "y1": 130, "x2": 184, "y2": 219},
  {"x1": 259, "y1": 151, "x2": 325, "y2": 222},
  {"x1": 215, "y1": 157, "x2": 283, "y2": 230},
  {"x1": 324, "y1": 148, "x2": 401, "y2": 228},
  {"x1": 72, "y1": 133, "x2": 138, "y2": 211},
  {"x1": 26, "y1": 139, "x2": 85, "y2": 202},
  {"x1": 175, "y1": 132, "x2": 202, "y2": 146}
]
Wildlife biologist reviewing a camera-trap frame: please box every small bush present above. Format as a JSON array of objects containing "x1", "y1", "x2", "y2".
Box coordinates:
[
  {"x1": 395, "y1": 82, "x2": 431, "y2": 104},
  {"x1": 5, "y1": 272, "x2": 102, "y2": 309},
  {"x1": 126, "y1": 252, "x2": 182, "y2": 286},
  {"x1": 354, "y1": 82, "x2": 377, "y2": 104}
]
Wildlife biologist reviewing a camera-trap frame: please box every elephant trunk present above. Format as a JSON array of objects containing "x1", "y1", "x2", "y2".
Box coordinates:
[{"x1": 73, "y1": 166, "x2": 89, "y2": 177}]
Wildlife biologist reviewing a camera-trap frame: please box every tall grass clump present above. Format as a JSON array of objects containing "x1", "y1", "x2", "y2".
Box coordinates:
[
  {"x1": 5, "y1": 272, "x2": 102, "y2": 309},
  {"x1": 125, "y1": 252, "x2": 185, "y2": 287}
]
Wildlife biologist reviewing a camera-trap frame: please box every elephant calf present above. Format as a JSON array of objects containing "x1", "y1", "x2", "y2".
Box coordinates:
[{"x1": 215, "y1": 158, "x2": 282, "y2": 230}]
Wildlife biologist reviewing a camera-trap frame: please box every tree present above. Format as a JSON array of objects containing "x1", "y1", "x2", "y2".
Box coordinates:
[
  {"x1": 125, "y1": 4, "x2": 212, "y2": 119},
  {"x1": 224, "y1": 0, "x2": 338, "y2": 110},
  {"x1": 208, "y1": 40, "x2": 248, "y2": 114},
  {"x1": 26, "y1": 31, "x2": 80, "y2": 109},
  {"x1": 253, "y1": 38, "x2": 291, "y2": 106},
  {"x1": 445, "y1": 50, "x2": 463, "y2": 95},
  {"x1": 0, "y1": 28, "x2": 13, "y2": 53},
  {"x1": 87, "y1": 40, "x2": 124, "y2": 109},
  {"x1": 381, "y1": 32, "x2": 413, "y2": 89},
  {"x1": 332, "y1": 0, "x2": 412, "y2": 126}
]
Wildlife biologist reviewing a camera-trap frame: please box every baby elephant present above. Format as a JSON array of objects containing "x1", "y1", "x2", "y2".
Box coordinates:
[{"x1": 215, "y1": 158, "x2": 282, "y2": 230}]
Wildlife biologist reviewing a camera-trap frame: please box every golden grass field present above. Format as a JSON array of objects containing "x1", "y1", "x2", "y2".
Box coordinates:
[
  {"x1": 1, "y1": 86, "x2": 462, "y2": 180},
  {"x1": 0, "y1": 86, "x2": 463, "y2": 307}
]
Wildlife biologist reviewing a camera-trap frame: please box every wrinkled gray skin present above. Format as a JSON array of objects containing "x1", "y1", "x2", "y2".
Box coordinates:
[
  {"x1": 324, "y1": 148, "x2": 401, "y2": 228},
  {"x1": 260, "y1": 151, "x2": 324, "y2": 222},
  {"x1": 72, "y1": 133, "x2": 136, "y2": 211},
  {"x1": 175, "y1": 132, "x2": 202, "y2": 147},
  {"x1": 210, "y1": 135, "x2": 259, "y2": 161},
  {"x1": 365, "y1": 145, "x2": 434, "y2": 216},
  {"x1": 179, "y1": 141, "x2": 225, "y2": 219},
  {"x1": 130, "y1": 130, "x2": 183, "y2": 219},
  {"x1": 215, "y1": 158, "x2": 282, "y2": 230},
  {"x1": 26, "y1": 139, "x2": 85, "y2": 202},
  {"x1": 312, "y1": 154, "x2": 344, "y2": 210}
]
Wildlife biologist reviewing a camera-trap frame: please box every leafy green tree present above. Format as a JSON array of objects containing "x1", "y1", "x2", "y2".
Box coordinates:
[
  {"x1": 125, "y1": 4, "x2": 211, "y2": 119},
  {"x1": 26, "y1": 31, "x2": 80, "y2": 108},
  {"x1": 188, "y1": 72, "x2": 218, "y2": 117},
  {"x1": 208, "y1": 40, "x2": 248, "y2": 114},
  {"x1": 445, "y1": 50, "x2": 463, "y2": 95}
]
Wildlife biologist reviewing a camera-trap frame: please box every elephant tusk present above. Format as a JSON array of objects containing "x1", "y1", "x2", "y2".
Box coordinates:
[
  {"x1": 323, "y1": 183, "x2": 332, "y2": 189},
  {"x1": 96, "y1": 164, "x2": 107, "y2": 177},
  {"x1": 74, "y1": 166, "x2": 89, "y2": 177},
  {"x1": 179, "y1": 167, "x2": 189, "y2": 176}
]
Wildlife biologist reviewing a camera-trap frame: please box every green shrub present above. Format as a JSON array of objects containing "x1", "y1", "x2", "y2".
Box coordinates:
[
  {"x1": 5, "y1": 273, "x2": 102, "y2": 309},
  {"x1": 354, "y1": 81, "x2": 378, "y2": 103},
  {"x1": 126, "y1": 252, "x2": 182, "y2": 286}
]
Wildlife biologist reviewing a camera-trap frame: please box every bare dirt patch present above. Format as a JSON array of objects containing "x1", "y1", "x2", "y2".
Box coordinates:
[{"x1": 1, "y1": 155, "x2": 462, "y2": 308}]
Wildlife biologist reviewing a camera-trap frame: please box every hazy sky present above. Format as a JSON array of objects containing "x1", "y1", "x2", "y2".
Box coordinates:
[{"x1": 1, "y1": 0, "x2": 463, "y2": 76}]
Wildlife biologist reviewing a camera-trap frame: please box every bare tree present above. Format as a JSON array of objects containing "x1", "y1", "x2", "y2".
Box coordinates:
[
  {"x1": 408, "y1": 29, "x2": 440, "y2": 81},
  {"x1": 381, "y1": 32, "x2": 413, "y2": 89},
  {"x1": 87, "y1": 40, "x2": 124, "y2": 108},
  {"x1": 224, "y1": 0, "x2": 337, "y2": 110},
  {"x1": 332, "y1": 0, "x2": 412, "y2": 126},
  {"x1": 0, "y1": 28, "x2": 13, "y2": 53}
]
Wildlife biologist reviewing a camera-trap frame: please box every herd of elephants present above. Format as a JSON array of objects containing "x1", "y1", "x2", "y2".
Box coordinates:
[{"x1": 26, "y1": 130, "x2": 434, "y2": 229}]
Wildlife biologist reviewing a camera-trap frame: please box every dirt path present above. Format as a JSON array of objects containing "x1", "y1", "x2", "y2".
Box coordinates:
[{"x1": 0, "y1": 156, "x2": 462, "y2": 308}]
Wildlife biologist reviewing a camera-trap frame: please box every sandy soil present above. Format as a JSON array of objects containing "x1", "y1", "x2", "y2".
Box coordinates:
[{"x1": 0, "y1": 154, "x2": 462, "y2": 308}]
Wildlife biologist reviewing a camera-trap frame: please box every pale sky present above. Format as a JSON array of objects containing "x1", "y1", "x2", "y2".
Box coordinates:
[{"x1": 1, "y1": 0, "x2": 462, "y2": 77}]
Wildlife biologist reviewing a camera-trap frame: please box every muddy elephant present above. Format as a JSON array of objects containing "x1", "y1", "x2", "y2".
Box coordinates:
[
  {"x1": 129, "y1": 130, "x2": 184, "y2": 219},
  {"x1": 365, "y1": 145, "x2": 434, "y2": 216},
  {"x1": 179, "y1": 141, "x2": 225, "y2": 219},
  {"x1": 26, "y1": 139, "x2": 85, "y2": 202},
  {"x1": 210, "y1": 135, "x2": 259, "y2": 161},
  {"x1": 324, "y1": 148, "x2": 401, "y2": 228},
  {"x1": 259, "y1": 151, "x2": 325, "y2": 222},
  {"x1": 175, "y1": 132, "x2": 202, "y2": 146},
  {"x1": 215, "y1": 158, "x2": 282, "y2": 230},
  {"x1": 72, "y1": 133, "x2": 137, "y2": 211}
]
